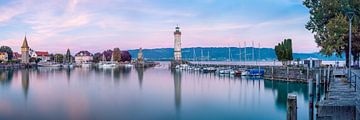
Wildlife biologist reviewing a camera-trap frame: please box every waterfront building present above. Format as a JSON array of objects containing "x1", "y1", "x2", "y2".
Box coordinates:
[
  {"x1": 303, "y1": 57, "x2": 322, "y2": 68},
  {"x1": 75, "y1": 51, "x2": 93, "y2": 64},
  {"x1": 12, "y1": 52, "x2": 21, "y2": 60},
  {"x1": 174, "y1": 25, "x2": 182, "y2": 61},
  {"x1": 31, "y1": 51, "x2": 50, "y2": 62},
  {"x1": 0, "y1": 52, "x2": 8, "y2": 62},
  {"x1": 21, "y1": 35, "x2": 30, "y2": 64}
]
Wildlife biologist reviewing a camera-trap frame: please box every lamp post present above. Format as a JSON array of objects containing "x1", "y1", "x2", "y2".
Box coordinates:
[{"x1": 347, "y1": 11, "x2": 354, "y2": 81}]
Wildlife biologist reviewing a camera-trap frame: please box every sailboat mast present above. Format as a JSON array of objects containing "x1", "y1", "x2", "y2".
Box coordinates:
[
  {"x1": 252, "y1": 41, "x2": 254, "y2": 63},
  {"x1": 193, "y1": 48, "x2": 196, "y2": 61},
  {"x1": 201, "y1": 49, "x2": 203, "y2": 62},
  {"x1": 228, "y1": 47, "x2": 231, "y2": 61},
  {"x1": 207, "y1": 51, "x2": 210, "y2": 61},
  {"x1": 258, "y1": 43, "x2": 261, "y2": 66},
  {"x1": 239, "y1": 43, "x2": 241, "y2": 65},
  {"x1": 244, "y1": 41, "x2": 247, "y2": 65}
]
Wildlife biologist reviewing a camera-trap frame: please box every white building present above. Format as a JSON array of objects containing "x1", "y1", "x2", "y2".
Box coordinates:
[
  {"x1": 174, "y1": 25, "x2": 182, "y2": 61},
  {"x1": 75, "y1": 51, "x2": 93, "y2": 64},
  {"x1": 0, "y1": 52, "x2": 8, "y2": 62},
  {"x1": 303, "y1": 57, "x2": 322, "y2": 68},
  {"x1": 31, "y1": 51, "x2": 50, "y2": 62}
]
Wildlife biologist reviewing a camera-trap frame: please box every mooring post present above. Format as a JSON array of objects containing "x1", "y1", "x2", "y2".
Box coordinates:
[
  {"x1": 326, "y1": 66, "x2": 330, "y2": 93},
  {"x1": 287, "y1": 67, "x2": 289, "y2": 81},
  {"x1": 287, "y1": 94, "x2": 297, "y2": 120},
  {"x1": 271, "y1": 66, "x2": 274, "y2": 79},
  {"x1": 307, "y1": 67, "x2": 309, "y2": 80},
  {"x1": 308, "y1": 78, "x2": 314, "y2": 120},
  {"x1": 316, "y1": 73, "x2": 320, "y2": 102}
]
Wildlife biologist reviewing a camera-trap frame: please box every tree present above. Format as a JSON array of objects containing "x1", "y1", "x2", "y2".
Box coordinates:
[
  {"x1": 275, "y1": 39, "x2": 293, "y2": 65},
  {"x1": 121, "y1": 51, "x2": 132, "y2": 62},
  {"x1": 0, "y1": 46, "x2": 13, "y2": 60},
  {"x1": 64, "y1": 49, "x2": 72, "y2": 63},
  {"x1": 112, "y1": 48, "x2": 122, "y2": 62},
  {"x1": 102, "y1": 49, "x2": 112, "y2": 61},
  {"x1": 303, "y1": 0, "x2": 360, "y2": 66},
  {"x1": 93, "y1": 52, "x2": 102, "y2": 63},
  {"x1": 54, "y1": 54, "x2": 64, "y2": 63}
]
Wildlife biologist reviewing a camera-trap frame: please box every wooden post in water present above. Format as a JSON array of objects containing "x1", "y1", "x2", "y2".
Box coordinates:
[
  {"x1": 308, "y1": 78, "x2": 314, "y2": 120},
  {"x1": 307, "y1": 67, "x2": 309, "y2": 80},
  {"x1": 323, "y1": 68, "x2": 326, "y2": 83},
  {"x1": 287, "y1": 94, "x2": 297, "y2": 120},
  {"x1": 326, "y1": 66, "x2": 330, "y2": 94},
  {"x1": 271, "y1": 66, "x2": 274, "y2": 79},
  {"x1": 316, "y1": 73, "x2": 320, "y2": 102},
  {"x1": 287, "y1": 67, "x2": 289, "y2": 81}
]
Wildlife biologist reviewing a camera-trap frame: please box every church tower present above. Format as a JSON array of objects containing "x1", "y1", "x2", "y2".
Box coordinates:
[
  {"x1": 174, "y1": 25, "x2": 182, "y2": 61},
  {"x1": 21, "y1": 35, "x2": 30, "y2": 64}
]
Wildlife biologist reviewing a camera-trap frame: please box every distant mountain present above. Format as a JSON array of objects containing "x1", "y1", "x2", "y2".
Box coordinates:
[{"x1": 128, "y1": 47, "x2": 344, "y2": 61}]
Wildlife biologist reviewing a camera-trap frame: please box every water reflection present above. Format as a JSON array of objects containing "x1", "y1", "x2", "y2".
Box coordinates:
[
  {"x1": 263, "y1": 80, "x2": 308, "y2": 111},
  {"x1": 135, "y1": 67, "x2": 144, "y2": 88},
  {"x1": 0, "y1": 70, "x2": 14, "y2": 87},
  {"x1": 65, "y1": 68, "x2": 72, "y2": 82},
  {"x1": 0, "y1": 66, "x2": 324, "y2": 120},
  {"x1": 21, "y1": 70, "x2": 30, "y2": 99},
  {"x1": 172, "y1": 70, "x2": 182, "y2": 111}
]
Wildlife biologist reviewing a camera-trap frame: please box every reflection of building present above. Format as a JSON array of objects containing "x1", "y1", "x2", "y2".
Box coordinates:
[
  {"x1": 136, "y1": 67, "x2": 144, "y2": 88},
  {"x1": 75, "y1": 51, "x2": 93, "y2": 64},
  {"x1": 21, "y1": 70, "x2": 30, "y2": 99},
  {"x1": 173, "y1": 70, "x2": 182, "y2": 110},
  {"x1": 21, "y1": 35, "x2": 30, "y2": 64},
  {"x1": 0, "y1": 52, "x2": 8, "y2": 62},
  {"x1": 174, "y1": 25, "x2": 182, "y2": 61},
  {"x1": 31, "y1": 51, "x2": 50, "y2": 62}
]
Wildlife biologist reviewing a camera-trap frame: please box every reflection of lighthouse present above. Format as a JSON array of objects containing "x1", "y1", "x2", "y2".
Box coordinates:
[
  {"x1": 174, "y1": 25, "x2": 182, "y2": 61},
  {"x1": 173, "y1": 70, "x2": 182, "y2": 110}
]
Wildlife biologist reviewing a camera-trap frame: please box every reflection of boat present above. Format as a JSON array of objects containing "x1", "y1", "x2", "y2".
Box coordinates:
[
  {"x1": 125, "y1": 64, "x2": 133, "y2": 68},
  {"x1": 81, "y1": 62, "x2": 92, "y2": 68},
  {"x1": 101, "y1": 62, "x2": 116, "y2": 68},
  {"x1": 63, "y1": 63, "x2": 74, "y2": 68},
  {"x1": 38, "y1": 62, "x2": 62, "y2": 67}
]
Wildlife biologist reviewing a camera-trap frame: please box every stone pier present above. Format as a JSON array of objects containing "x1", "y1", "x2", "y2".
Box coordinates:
[{"x1": 317, "y1": 69, "x2": 360, "y2": 120}]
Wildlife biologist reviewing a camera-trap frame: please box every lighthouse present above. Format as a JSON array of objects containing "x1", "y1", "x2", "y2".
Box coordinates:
[{"x1": 174, "y1": 25, "x2": 182, "y2": 61}]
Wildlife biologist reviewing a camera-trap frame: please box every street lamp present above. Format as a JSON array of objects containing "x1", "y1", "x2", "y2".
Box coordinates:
[{"x1": 347, "y1": 11, "x2": 354, "y2": 81}]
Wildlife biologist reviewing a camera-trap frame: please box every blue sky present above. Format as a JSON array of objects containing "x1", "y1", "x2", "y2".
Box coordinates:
[{"x1": 0, "y1": 0, "x2": 316, "y2": 53}]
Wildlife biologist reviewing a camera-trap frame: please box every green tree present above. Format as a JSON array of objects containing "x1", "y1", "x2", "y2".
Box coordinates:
[
  {"x1": 112, "y1": 48, "x2": 121, "y2": 62},
  {"x1": 54, "y1": 54, "x2": 64, "y2": 63},
  {"x1": 0, "y1": 46, "x2": 13, "y2": 60},
  {"x1": 303, "y1": 0, "x2": 360, "y2": 66},
  {"x1": 275, "y1": 39, "x2": 293, "y2": 65},
  {"x1": 64, "y1": 49, "x2": 72, "y2": 63}
]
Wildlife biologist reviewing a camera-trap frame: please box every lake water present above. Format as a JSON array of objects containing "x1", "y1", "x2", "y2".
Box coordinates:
[{"x1": 0, "y1": 63, "x2": 321, "y2": 120}]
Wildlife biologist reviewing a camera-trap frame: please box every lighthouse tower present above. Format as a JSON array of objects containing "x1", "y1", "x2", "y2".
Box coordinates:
[{"x1": 174, "y1": 25, "x2": 182, "y2": 61}]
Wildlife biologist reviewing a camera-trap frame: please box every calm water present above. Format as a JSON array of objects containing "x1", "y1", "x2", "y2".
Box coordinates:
[{"x1": 0, "y1": 64, "x2": 321, "y2": 120}]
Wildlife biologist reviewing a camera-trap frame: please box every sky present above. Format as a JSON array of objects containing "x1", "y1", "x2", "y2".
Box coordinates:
[{"x1": 0, "y1": 0, "x2": 318, "y2": 53}]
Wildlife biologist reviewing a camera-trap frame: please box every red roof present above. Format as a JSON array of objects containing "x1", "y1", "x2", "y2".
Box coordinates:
[{"x1": 35, "y1": 51, "x2": 49, "y2": 56}]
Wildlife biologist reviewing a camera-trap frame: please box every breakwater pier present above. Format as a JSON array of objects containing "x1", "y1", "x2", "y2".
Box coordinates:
[
  {"x1": 188, "y1": 62, "x2": 333, "y2": 83},
  {"x1": 317, "y1": 69, "x2": 360, "y2": 120}
]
